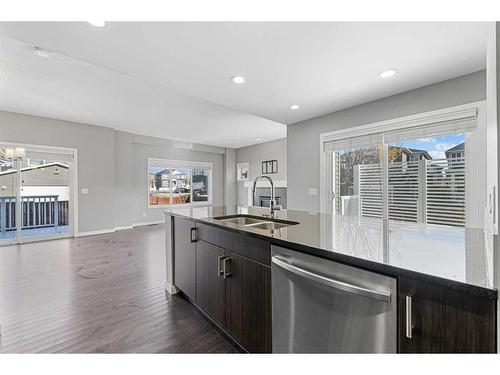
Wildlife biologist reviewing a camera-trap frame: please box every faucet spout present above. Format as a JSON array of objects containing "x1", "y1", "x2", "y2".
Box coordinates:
[{"x1": 252, "y1": 175, "x2": 281, "y2": 218}]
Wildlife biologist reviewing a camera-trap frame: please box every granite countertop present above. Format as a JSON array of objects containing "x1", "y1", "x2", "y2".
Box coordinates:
[{"x1": 164, "y1": 205, "x2": 496, "y2": 297}]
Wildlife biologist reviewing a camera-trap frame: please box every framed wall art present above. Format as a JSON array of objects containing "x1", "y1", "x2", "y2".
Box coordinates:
[
  {"x1": 237, "y1": 162, "x2": 249, "y2": 181},
  {"x1": 261, "y1": 159, "x2": 278, "y2": 174}
]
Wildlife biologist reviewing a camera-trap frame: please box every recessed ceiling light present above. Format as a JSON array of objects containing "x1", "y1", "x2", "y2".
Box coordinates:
[
  {"x1": 380, "y1": 69, "x2": 397, "y2": 78},
  {"x1": 231, "y1": 75, "x2": 245, "y2": 84},
  {"x1": 255, "y1": 138, "x2": 262, "y2": 141},
  {"x1": 290, "y1": 104, "x2": 300, "y2": 110},
  {"x1": 33, "y1": 46, "x2": 50, "y2": 58},
  {"x1": 88, "y1": 20, "x2": 107, "y2": 28}
]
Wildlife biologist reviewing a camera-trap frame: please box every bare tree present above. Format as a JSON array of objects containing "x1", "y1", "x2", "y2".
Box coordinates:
[{"x1": 338, "y1": 147, "x2": 374, "y2": 196}]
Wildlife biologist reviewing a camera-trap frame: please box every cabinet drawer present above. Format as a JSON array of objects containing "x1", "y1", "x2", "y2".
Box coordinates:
[{"x1": 196, "y1": 222, "x2": 271, "y2": 265}]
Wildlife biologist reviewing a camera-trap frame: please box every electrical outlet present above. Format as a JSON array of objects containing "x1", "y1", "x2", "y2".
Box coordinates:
[{"x1": 142, "y1": 212, "x2": 146, "y2": 217}]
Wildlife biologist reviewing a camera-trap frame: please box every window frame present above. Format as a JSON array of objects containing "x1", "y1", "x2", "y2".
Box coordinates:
[
  {"x1": 320, "y1": 101, "x2": 487, "y2": 220},
  {"x1": 147, "y1": 158, "x2": 213, "y2": 208}
]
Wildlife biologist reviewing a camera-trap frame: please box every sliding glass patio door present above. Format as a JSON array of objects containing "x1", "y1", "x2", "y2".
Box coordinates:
[
  {"x1": 0, "y1": 154, "x2": 17, "y2": 244},
  {"x1": 322, "y1": 103, "x2": 490, "y2": 285},
  {"x1": 0, "y1": 144, "x2": 74, "y2": 245}
]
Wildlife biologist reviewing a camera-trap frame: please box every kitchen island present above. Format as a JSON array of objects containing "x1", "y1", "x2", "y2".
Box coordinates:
[{"x1": 164, "y1": 205, "x2": 497, "y2": 353}]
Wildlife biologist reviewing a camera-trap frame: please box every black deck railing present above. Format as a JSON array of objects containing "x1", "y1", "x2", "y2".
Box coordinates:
[{"x1": 0, "y1": 195, "x2": 69, "y2": 232}]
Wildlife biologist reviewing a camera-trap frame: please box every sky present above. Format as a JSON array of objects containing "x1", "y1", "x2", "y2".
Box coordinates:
[{"x1": 391, "y1": 133, "x2": 464, "y2": 160}]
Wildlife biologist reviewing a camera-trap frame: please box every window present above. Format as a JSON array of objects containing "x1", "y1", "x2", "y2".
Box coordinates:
[
  {"x1": 27, "y1": 158, "x2": 46, "y2": 167},
  {"x1": 148, "y1": 158, "x2": 212, "y2": 207},
  {"x1": 321, "y1": 103, "x2": 490, "y2": 278}
]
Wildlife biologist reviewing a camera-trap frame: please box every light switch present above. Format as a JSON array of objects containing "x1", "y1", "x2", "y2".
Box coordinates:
[
  {"x1": 308, "y1": 188, "x2": 318, "y2": 196},
  {"x1": 81, "y1": 188, "x2": 89, "y2": 194}
]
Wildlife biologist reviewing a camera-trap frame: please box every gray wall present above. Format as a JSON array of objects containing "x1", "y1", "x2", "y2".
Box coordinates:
[
  {"x1": 0, "y1": 110, "x2": 115, "y2": 233},
  {"x1": 0, "y1": 110, "x2": 226, "y2": 233},
  {"x1": 287, "y1": 70, "x2": 487, "y2": 212},
  {"x1": 114, "y1": 131, "x2": 134, "y2": 228},
  {"x1": 224, "y1": 148, "x2": 237, "y2": 207},
  {"x1": 235, "y1": 138, "x2": 287, "y2": 205}
]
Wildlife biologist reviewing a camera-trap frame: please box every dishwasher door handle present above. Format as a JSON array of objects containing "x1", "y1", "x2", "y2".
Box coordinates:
[{"x1": 272, "y1": 255, "x2": 392, "y2": 303}]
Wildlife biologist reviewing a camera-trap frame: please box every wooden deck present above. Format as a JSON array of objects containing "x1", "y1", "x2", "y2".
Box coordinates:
[
  {"x1": 0, "y1": 225, "x2": 70, "y2": 240},
  {"x1": 0, "y1": 224, "x2": 238, "y2": 353}
]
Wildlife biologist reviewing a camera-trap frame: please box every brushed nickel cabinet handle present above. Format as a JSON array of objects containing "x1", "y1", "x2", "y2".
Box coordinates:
[
  {"x1": 190, "y1": 227, "x2": 197, "y2": 243},
  {"x1": 223, "y1": 257, "x2": 232, "y2": 279},
  {"x1": 217, "y1": 255, "x2": 225, "y2": 276},
  {"x1": 406, "y1": 295, "x2": 413, "y2": 339}
]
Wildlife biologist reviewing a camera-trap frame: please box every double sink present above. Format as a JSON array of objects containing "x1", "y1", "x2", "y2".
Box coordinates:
[{"x1": 213, "y1": 214, "x2": 299, "y2": 232}]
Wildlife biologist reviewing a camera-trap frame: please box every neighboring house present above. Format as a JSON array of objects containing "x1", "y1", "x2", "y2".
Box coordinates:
[
  {"x1": 406, "y1": 148, "x2": 432, "y2": 161},
  {"x1": 390, "y1": 147, "x2": 432, "y2": 162},
  {"x1": 0, "y1": 162, "x2": 69, "y2": 197},
  {"x1": 0, "y1": 155, "x2": 12, "y2": 172},
  {"x1": 445, "y1": 142, "x2": 465, "y2": 161},
  {"x1": 150, "y1": 168, "x2": 190, "y2": 193},
  {"x1": 152, "y1": 168, "x2": 170, "y2": 192}
]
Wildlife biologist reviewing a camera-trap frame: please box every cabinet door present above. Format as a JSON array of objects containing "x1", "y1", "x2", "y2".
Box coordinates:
[
  {"x1": 196, "y1": 240, "x2": 226, "y2": 327},
  {"x1": 224, "y1": 251, "x2": 272, "y2": 353},
  {"x1": 173, "y1": 217, "x2": 196, "y2": 300},
  {"x1": 398, "y1": 276, "x2": 496, "y2": 353}
]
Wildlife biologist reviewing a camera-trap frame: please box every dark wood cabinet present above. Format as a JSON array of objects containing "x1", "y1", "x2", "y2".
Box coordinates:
[
  {"x1": 196, "y1": 240, "x2": 226, "y2": 328},
  {"x1": 225, "y1": 251, "x2": 272, "y2": 353},
  {"x1": 174, "y1": 218, "x2": 272, "y2": 353},
  {"x1": 173, "y1": 217, "x2": 197, "y2": 301},
  {"x1": 197, "y1": 222, "x2": 271, "y2": 265},
  {"x1": 173, "y1": 216, "x2": 497, "y2": 354},
  {"x1": 398, "y1": 275, "x2": 496, "y2": 353}
]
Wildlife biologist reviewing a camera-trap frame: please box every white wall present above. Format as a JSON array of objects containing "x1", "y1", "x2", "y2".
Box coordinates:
[
  {"x1": 235, "y1": 138, "x2": 287, "y2": 206},
  {"x1": 287, "y1": 70, "x2": 487, "y2": 212},
  {"x1": 0, "y1": 110, "x2": 227, "y2": 234}
]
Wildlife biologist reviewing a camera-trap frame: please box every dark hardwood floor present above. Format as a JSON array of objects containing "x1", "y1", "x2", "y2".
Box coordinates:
[{"x1": 0, "y1": 224, "x2": 239, "y2": 353}]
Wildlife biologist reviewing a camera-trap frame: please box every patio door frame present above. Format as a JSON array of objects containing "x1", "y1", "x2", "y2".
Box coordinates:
[
  {"x1": 0, "y1": 141, "x2": 78, "y2": 245},
  {"x1": 319, "y1": 101, "x2": 488, "y2": 220}
]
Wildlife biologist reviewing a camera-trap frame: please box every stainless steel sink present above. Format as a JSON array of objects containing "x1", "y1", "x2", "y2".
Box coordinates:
[
  {"x1": 212, "y1": 214, "x2": 298, "y2": 231},
  {"x1": 245, "y1": 221, "x2": 292, "y2": 230},
  {"x1": 213, "y1": 215, "x2": 265, "y2": 225}
]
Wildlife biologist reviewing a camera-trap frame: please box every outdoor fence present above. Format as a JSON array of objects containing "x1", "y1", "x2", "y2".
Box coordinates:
[
  {"x1": 342, "y1": 158, "x2": 465, "y2": 227},
  {"x1": 0, "y1": 195, "x2": 69, "y2": 232}
]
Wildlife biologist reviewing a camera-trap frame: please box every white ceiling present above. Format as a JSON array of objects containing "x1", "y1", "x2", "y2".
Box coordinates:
[{"x1": 0, "y1": 22, "x2": 488, "y2": 148}]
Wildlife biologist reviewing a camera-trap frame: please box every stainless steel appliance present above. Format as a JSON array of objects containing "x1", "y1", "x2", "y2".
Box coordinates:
[{"x1": 272, "y1": 246, "x2": 397, "y2": 353}]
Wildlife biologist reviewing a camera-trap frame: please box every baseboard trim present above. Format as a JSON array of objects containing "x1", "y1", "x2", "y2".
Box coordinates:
[
  {"x1": 76, "y1": 221, "x2": 163, "y2": 238},
  {"x1": 114, "y1": 225, "x2": 134, "y2": 231},
  {"x1": 76, "y1": 228, "x2": 116, "y2": 237},
  {"x1": 165, "y1": 281, "x2": 179, "y2": 295},
  {"x1": 133, "y1": 220, "x2": 164, "y2": 227}
]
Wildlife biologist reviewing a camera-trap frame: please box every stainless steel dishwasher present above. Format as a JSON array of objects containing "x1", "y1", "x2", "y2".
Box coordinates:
[{"x1": 272, "y1": 245, "x2": 397, "y2": 353}]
